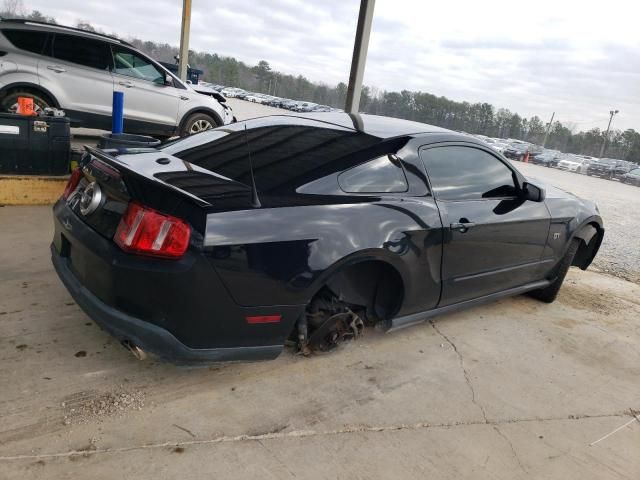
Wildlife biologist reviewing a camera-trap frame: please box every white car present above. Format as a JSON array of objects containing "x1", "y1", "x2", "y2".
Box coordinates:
[
  {"x1": 557, "y1": 156, "x2": 588, "y2": 173},
  {"x1": 490, "y1": 142, "x2": 510, "y2": 154},
  {"x1": 0, "y1": 19, "x2": 234, "y2": 137}
]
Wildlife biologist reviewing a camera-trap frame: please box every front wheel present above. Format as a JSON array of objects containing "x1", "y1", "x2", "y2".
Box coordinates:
[
  {"x1": 180, "y1": 113, "x2": 217, "y2": 137},
  {"x1": 528, "y1": 239, "x2": 581, "y2": 303}
]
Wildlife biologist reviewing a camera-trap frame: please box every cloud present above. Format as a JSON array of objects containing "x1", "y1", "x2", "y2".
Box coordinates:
[{"x1": 23, "y1": 0, "x2": 640, "y2": 130}]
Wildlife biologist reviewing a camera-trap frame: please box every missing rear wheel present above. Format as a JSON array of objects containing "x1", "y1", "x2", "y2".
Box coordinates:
[{"x1": 299, "y1": 287, "x2": 365, "y2": 354}]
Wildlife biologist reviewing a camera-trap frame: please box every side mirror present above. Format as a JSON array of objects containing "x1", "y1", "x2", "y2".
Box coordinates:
[
  {"x1": 155, "y1": 73, "x2": 173, "y2": 87},
  {"x1": 522, "y1": 181, "x2": 546, "y2": 202},
  {"x1": 154, "y1": 76, "x2": 168, "y2": 86}
]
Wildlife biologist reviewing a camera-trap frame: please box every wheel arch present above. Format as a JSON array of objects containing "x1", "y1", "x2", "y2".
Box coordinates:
[
  {"x1": 178, "y1": 107, "x2": 223, "y2": 132},
  {"x1": 305, "y1": 250, "x2": 407, "y2": 322},
  {"x1": 0, "y1": 82, "x2": 60, "y2": 108},
  {"x1": 571, "y1": 218, "x2": 604, "y2": 270}
]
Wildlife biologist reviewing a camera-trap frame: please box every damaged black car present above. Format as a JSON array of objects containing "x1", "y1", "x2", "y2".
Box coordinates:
[{"x1": 51, "y1": 113, "x2": 604, "y2": 364}]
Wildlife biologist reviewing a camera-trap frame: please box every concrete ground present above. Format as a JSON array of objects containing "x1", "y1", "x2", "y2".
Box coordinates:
[
  {"x1": 1, "y1": 101, "x2": 639, "y2": 479},
  {"x1": 2, "y1": 207, "x2": 640, "y2": 480}
]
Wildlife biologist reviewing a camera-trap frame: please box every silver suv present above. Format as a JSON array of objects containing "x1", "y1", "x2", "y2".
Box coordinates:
[{"x1": 0, "y1": 19, "x2": 234, "y2": 136}]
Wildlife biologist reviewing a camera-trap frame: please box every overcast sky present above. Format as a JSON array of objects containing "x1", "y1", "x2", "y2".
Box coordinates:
[{"x1": 24, "y1": 0, "x2": 640, "y2": 131}]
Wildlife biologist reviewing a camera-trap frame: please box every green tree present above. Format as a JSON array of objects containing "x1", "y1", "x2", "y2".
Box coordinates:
[{"x1": 252, "y1": 60, "x2": 272, "y2": 90}]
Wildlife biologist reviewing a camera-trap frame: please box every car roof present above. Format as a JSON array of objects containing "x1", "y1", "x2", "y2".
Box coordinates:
[
  {"x1": 271, "y1": 112, "x2": 456, "y2": 140},
  {"x1": 0, "y1": 18, "x2": 132, "y2": 46}
]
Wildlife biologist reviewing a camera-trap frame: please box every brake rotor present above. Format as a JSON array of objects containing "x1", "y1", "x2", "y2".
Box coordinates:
[{"x1": 306, "y1": 308, "x2": 364, "y2": 352}]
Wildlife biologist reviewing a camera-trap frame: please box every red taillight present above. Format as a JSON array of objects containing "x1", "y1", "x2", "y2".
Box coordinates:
[
  {"x1": 114, "y1": 202, "x2": 191, "y2": 259},
  {"x1": 62, "y1": 168, "x2": 83, "y2": 199}
]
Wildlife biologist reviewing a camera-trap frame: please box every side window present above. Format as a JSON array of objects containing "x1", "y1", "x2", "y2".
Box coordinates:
[
  {"x1": 339, "y1": 155, "x2": 408, "y2": 193},
  {"x1": 422, "y1": 146, "x2": 517, "y2": 201},
  {"x1": 111, "y1": 46, "x2": 164, "y2": 83},
  {"x1": 52, "y1": 34, "x2": 110, "y2": 70},
  {"x1": 2, "y1": 29, "x2": 48, "y2": 55}
]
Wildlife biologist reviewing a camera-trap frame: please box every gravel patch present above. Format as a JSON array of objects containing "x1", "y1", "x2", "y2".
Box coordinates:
[{"x1": 61, "y1": 389, "x2": 146, "y2": 425}]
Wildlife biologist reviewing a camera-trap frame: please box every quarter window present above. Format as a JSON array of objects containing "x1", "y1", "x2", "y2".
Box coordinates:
[
  {"x1": 422, "y1": 146, "x2": 518, "y2": 201},
  {"x1": 339, "y1": 155, "x2": 408, "y2": 193},
  {"x1": 2, "y1": 29, "x2": 48, "y2": 55},
  {"x1": 52, "y1": 34, "x2": 111, "y2": 70},
  {"x1": 111, "y1": 46, "x2": 164, "y2": 83}
]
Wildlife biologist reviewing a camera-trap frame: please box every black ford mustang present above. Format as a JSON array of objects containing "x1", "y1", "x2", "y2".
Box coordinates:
[{"x1": 51, "y1": 114, "x2": 604, "y2": 364}]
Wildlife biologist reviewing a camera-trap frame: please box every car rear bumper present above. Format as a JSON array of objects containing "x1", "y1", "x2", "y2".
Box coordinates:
[
  {"x1": 51, "y1": 244, "x2": 282, "y2": 364},
  {"x1": 50, "y1": 200, "x2": 300, "y2": 364}
]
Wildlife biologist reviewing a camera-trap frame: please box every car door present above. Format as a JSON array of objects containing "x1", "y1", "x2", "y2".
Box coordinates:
[
  {"x1": 40, "y1": 33, "x2": 114, "y2": 129},
  {"x1": 420, "y1": 144, "x2": 551, "y2": 306},
  {"x1": 110, "y1": 44, "x2": 180, "y2": 132}
]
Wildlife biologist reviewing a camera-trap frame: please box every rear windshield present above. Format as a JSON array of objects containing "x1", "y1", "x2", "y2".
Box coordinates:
[{"x1": 161, "y1": 119, "x2": 398, "y2": 194}]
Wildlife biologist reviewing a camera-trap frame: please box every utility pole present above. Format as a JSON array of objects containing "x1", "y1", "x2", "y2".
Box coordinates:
[
  {"x1": 345, "y1": 0, "x2": 376, "y2": 114},
  {"x1": 542, "y1": 112, "x2": 555, "y2": 148},
  {"x1": 178, "y1": 0, "x2": 192, "y2": 82},
  {"x1": 599, "y1": 109, "x2": 619, "y2": 158}
]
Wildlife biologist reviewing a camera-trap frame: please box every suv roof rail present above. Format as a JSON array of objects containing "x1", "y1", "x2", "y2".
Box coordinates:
[{"x1": 0, "y1": 17, "x2": 133, "y2": 46}]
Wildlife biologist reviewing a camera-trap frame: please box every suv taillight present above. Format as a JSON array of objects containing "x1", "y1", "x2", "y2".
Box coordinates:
[
  {"x1": 114, "y1": 202, "x2": 191, "y2": 259},
  {"x1": 62, "y1": 168, "x2": 83, "y2": 199}
]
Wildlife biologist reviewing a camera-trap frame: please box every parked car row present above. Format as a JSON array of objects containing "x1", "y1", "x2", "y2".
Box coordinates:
[
  {"x1": 200, "y1": 83, "x2": 340, "y2": 113},
  {"x1": 470, "y1": 134, "x2": 639, "y2": 186}
]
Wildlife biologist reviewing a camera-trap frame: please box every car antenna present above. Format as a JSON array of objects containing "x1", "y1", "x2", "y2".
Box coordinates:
[{"x1": 244, "y1": 124, "x2": 261, "y2": 208}]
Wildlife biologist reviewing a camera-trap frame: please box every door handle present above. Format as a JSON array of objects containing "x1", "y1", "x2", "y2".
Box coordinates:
[
  {"x1": 47, "y1": 65, "x2": 66, "y2": 73},
  {"x1": 118, "y1": 81, "x2": 134, "y2": 88},
  {"x1": 450, "y1": 221, "x2": 475, "y2": 233}
]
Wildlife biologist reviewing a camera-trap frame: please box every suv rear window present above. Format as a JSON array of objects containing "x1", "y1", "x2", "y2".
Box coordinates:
[
  {"x1": 2, "y1": 29, "x2": 48, "y2": 54},
  {"x1": 52, "y1": 33, "x2": 111, "y2": 70}
]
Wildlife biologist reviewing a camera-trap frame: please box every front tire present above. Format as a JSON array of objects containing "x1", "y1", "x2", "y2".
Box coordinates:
[
  {"x1": 529, "y1": 239, "x2": 581, "y2": 303},
  {"x1": 180, "y1": 113, "x2": 218, "y2": 137}
]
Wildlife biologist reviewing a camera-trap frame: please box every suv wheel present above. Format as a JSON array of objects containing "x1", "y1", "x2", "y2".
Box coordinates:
[
  {"x1": 1, "y1": 89, "x2": 53, "y2": 114},
  {"x1": 181, "y1": 113, "x2": 217, "y2": 136}
]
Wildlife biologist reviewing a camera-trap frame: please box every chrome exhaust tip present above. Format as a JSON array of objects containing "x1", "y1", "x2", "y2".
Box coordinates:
[{"x1": 122, "y1": 340, "x2": 148, "y2": 361}]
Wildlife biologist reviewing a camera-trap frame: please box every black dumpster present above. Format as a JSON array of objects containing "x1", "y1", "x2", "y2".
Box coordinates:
[
  {"x1": 0, "y1": 113, "x2": 70, "y2": 175},
  {"x1": 98, "y1": 133, "x2": 161, "y2": 149}
]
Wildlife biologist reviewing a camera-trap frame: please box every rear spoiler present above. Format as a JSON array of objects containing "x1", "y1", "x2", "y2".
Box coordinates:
[{"x1": 84, "y1": 146, "x2": 212, "y2": 207}]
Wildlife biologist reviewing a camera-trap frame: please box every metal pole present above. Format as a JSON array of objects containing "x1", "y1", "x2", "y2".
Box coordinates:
[
  {"x1": 599, "y1": 109, "x2": 618, "y2": 158},
  {"x1": 542, "y1": 112, "x2": 555, "y2": 148},
  {"x1": 345, "y1": 0, "x2": 375, "y2": 114},
  {"x1": 111, "y1": 91, "x2": 124, "y2": 134},
  {"x1": 178, "y1": 0, "x2": 192, "y2": 82}
]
